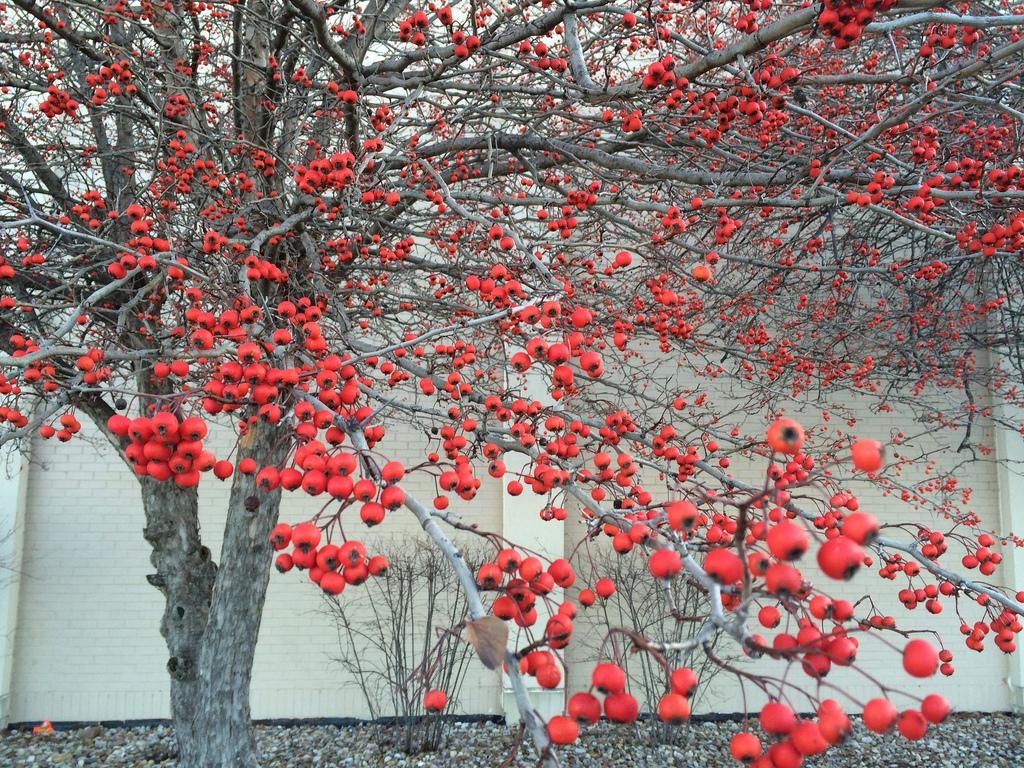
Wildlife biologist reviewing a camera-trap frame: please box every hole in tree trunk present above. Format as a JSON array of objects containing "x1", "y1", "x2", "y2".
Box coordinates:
[{"x1": 166, "y1": 656, "x2": 193, "y2": 680}]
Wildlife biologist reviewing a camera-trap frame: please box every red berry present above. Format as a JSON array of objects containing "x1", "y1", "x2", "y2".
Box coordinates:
[
  {"x1": 842, "y1": 511, "x2": 880, "y2": 545},
  {"x1": 897, "y1": 709, "x2": 928, "y2": 740},
  {"x1": 851, "y1": 439, "x2": 884, "y2": 472},
  {"x1": 817, "y1": 699, "x2": 851, "y2": 744},
  {"x1": 921, "y1": 694, "x2": 951, "y2": 724},
  {"x1": 730, "y1": 732, "x2": 762, "y2": 763},
  {"x1": 759, "y1": 701, "x2": 796, "y2": 734},
  {"x1": 423, "y1": 689, "x2": 447, "y2": 711},
  {"x1": 766, "y1": 418, "x2": 805, "y2": 454},
  {"x1": 604, "y1": 691, "x2": 639, "y2": 723},
  {"x1": 902, "y1": 638, "x2": 939, "y2": 678},
  {"x1": 862, "y1": 698, "x2": 897, "y2": 732},
  {"x1": 320, "y1": 571, "x2": 346, "y2": 596},
  {"x1": 546, "y1": 715, "x2": 579, "y2": 745},
  {"x1": 817, "y1": 536, "x2": 864, "y2": 580},
  {"x1": 670, "y1": 667, "x2": 698, "y2": 697},
  {"x1": 107, "y1": 414, "x2": 131, "y2": 436},
  {"x1": 592, "y1": 662, "x2": 627, "y2": 694},
  {"x1": 567, "y1": 692, "x2": 601, "y2": 724},
  {"x1": 548, "y1": 558, "x2": 575, "y2": 587},
  {"x1": 595, "y1": 577, "x2": 616, "y2": 598},
  {"x1": 666, "y1": 500, "x2": 699, "y2": 531},
  {"x1": 477, "y1": 562, "x2": 503, "y2": 589},
  {"x1": 648, "y1": 548, "x2": 683, "y2": 579},
  {"x1": 291, "y1": 521, "x2": 322, "y2": 552},
  {"x1": 657, "y1": 693, "x2": 691, "y2": 724},
  {"x1": 758, "y1": 605, "x2": 781, "y2": 628},
  {"x1": 705, "y1": 547, "x2": 744, "y2": 584},
  {"x1": 790, "y1": 720, "x2": 827, "y2": 755},
  {"x1": 268, "y1": 522, "x2": 292, "y2": 549},
  {"x1": 766, "y1": 520, "x2": 809, "y2": 561},
  {"x1": 368, "y1": 555, "x2": 389, "y2": 576},
  {"x1": 536, "y1": 664, "x2": 561, "y2": 689},
  {"x1": 767, "y1": 740, "x2": 803, "y2": 768},
  {"x1": 497, "y1": 548, "x2": 521, "y2": 572}
]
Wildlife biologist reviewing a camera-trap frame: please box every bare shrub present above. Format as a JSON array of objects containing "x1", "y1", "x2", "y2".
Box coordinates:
[
  {"x1": 325, "y1": 540, "x2": 486, "y2": 754},
  {"x1": 573, "y1": 549, "x2": 723, "y2": 743}
]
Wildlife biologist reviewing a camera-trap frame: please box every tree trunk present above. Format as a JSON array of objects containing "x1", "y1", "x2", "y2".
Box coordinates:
[
  {"x1": 86, "y1": 409, "x2": 290, "y2": 768},
  {"x1": 139, "y1": 479, "x2": 218, "y2": 766},
  {"x1": 75, "y1": 396, "x2": 218, "y2": 765},
  {"x1": 191, "y1": 418, "x2": 292, "y2": 767}
]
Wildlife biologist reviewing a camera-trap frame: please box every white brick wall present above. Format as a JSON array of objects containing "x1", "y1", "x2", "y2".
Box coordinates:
[
  {"x1": 8, "y1": 417, "x2": 503, "y2": 722},
  {"x1": 562, "y1": 376, "x2": 1017, "y2": 715},
  {"x1": 5, "y1": 381, "x2": 1020, "y2": 722}
]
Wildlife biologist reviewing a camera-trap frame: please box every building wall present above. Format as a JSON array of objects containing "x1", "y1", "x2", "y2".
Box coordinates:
[
  {"x1": 7, "y1": 418, "x2": 504, "y2": 723},
  {"x1": 3, "y1": 385, "x2": 1022, "y2": 722},
  {"x1": 562, "y1": 382, "x2": 1018, "y2": 715}
]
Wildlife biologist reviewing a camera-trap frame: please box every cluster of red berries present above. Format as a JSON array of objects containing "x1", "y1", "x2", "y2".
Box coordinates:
[
  {"x1": 753, "y1": 60, "x2": 801, "y2": 91},
  {"x1": 961, "y1": 532, "x2": 1004, "y2": 575},
  {"x1": 911, "y1": 124, "x2": 940, "y2": 164},
  {"x1": 546, "y1": 664, "x2": 698, "y2": 744},
  {"x1": 38, "y1": 85, "x2": 79, "y2": 118},
  {"x1": 36, "y1": 412, "x2": 83, "y2": 442},
  {"x1": 651, "y1": 426, "x2": 707, "y2": 481},
  {"x1": 478, "y1": 549, "x2": 576, "y2": 628},
  {"x1": 257, "y1": 451, "x2": 407, "y2": 528},
  {"x1": 0, "y1": 333, "x2": 63, "y2": 399},
  {"x1": 641, "y1": 56, "x2": 684, "y2": 90},
  {"x1": 516, "y1": 39, "x2": 570, "y2": 72},
  {"x1": 957, "y1": 210, "x2": 1024, "y2": 257},
  {"x1": 519, "y1": 649, "x2": 565, "y2": 690},
  {"x1": 961, "y1": 607, "x2": 1023, "y2": 654},
  {"x1": 724, "y1": 687, "x2": 950, "y2": 766},
  {"x1": 919, "y1": 24, "x2": 979, "y2": 58},
  {"x1": 509, "y1": 333, "x2": 604, "y2": 392},
  {"x1": 450, "y1": 30, "x2": 482, "y2": 59},
  {"x1": 845, "y1": 171, "x2": 896, "y2": 207},
  {"x1": 398, "y1": 9, "x2": 431, "y2": 44},
  {"x1": 325, "y1": 82, "x2": 358, "y2": 105},
  {"x1": 84, "y1": 59, "x2": 136, "y2": 106},
  {"x1": 464, "y1": 266, "x2": 529, "y2": 308},
  {"x1": 270, "y1": 522, "x2": 388, "y2": 595},
  {"x1": 620, "y1": 109, "x2": 643, "y2": 133},
  {"x1": 108, "y1": 411, "x2": 213, "y2": 486},
  {"x1": 0, "y1": 403, "x2": 28, "y2": 430},
  {"x1": 817, "y1": 0, "x2": 896, "y2": 48},
  {"x1": 293, "y1": 152, "x2": 356, "y2": 194}
]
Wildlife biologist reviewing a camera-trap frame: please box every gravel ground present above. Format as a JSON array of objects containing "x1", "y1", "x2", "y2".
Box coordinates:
[{"x1": 1, "y1": 714, "x2": 1020, "y2": 768}]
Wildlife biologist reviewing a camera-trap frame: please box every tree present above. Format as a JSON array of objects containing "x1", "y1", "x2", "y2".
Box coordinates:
[{"x1": 1, "y1": 0, "x2": 1023, "y2": 765}]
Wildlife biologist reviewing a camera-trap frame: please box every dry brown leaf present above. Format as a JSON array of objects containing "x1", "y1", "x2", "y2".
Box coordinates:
[{"x1": 463, "y1": 616, "x2": 508, "y2": 670}]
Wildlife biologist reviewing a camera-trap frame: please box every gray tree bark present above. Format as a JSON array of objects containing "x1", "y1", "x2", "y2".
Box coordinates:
[
  {"x1": 140, "y1": 478, "x2": 218, "y2": 766},
  {"x1": 76, "y1": 396, "x2": 218, "y2": 765},
  {"x1": 191, "y1": 418, "x2": 292, "y2": 767}
]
